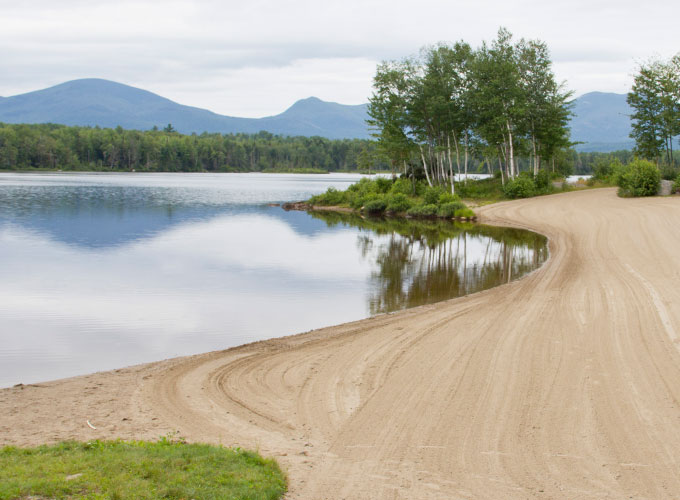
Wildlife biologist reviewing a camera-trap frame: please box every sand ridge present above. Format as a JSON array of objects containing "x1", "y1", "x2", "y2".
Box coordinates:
[{"x1": 2, "y1": 188, "x2": 680, "y2": 499}]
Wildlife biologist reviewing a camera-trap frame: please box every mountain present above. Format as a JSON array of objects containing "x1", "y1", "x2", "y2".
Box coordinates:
[
  {"x1": 569, "y1": 92, "x2": 633, "y2": 152},
  {"x1": 0, "y1": 79, "x2": 371, "y2": 140},
  {"x1": 0, "y1": 79, "x2": 635, "y2": 151}
]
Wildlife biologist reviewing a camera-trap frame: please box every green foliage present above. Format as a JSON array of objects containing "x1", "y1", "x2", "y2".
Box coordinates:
[
  {"x1": 454, "y1": 208, "x2": 476, "y2": 218},
  {"x1": 386, "y1": 193, "x2": 413, "y2": 212},
  {"x1": 673, "y1": 174, "x2": 680, "y2": 194},
  {"x1": 364, "y1": 196, "x2": 388, "y2": 214},
  {"x1": 659, "y1": 163, "x2": 679, "y2": 181},
  {"x1": 422, "y1": 185, "x2": 446, "y2": 205},
  {"x1": 533, "y1": 169, "x2": 551, "y2": 190},
  {"x1": 593, "y1": 157, "x2": 615, "y2": 180},
  {"x1": 374, "y1": 176, "x2": 393, "y2": 194},
  {"x1": 0, "y1": 123, "x2": 386, "y2": 172},
  {"x1": 368, "y1": 29, "x2": 572, "y2": 190},
  {"x1": 319, "y1": 176, "x2": 480, "y2": 219},
  {"x1": 503, "y1": 176, "x2": 536, "y2": 199},
  {"x1": 437, "y1": 201, "x2": 466, "y2": 217},
  {"x1": 389, "y1": 177, "x2": 415, "y2": 196},
  {"x1": 627, "y1": 55, "x2": 680, "y2": 164},
  {"x1": 407, "y1": 203, "x2": 439, "y2": 217},
  {"x1": 438, "y1": 191, "x2": 459, "y2": 205},
  {"x1": 456, "y1": 177, "x2": 505, "y2": 200},
  {"x1": 309, "y1": 187, "x2": 346, "y2": 206},
  {"x1": 0, "y1": 439, "x2": 286, "y2": 500},
  {"x1": 617, "y1": 159, "x2": 661, "y2": 197}
]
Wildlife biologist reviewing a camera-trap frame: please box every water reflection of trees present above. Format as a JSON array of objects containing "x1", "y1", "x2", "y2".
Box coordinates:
[{"x1": 309, "y1": 211, "x2": 548, "y2": 314}]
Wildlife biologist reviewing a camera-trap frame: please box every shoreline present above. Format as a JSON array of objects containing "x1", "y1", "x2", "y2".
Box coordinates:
[{"x1": 3, "y1": 188, "x2": 680, "y2": 499}]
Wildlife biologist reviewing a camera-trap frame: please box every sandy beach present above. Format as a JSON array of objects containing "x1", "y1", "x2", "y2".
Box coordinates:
[{"x1": 2, "y1": 187, "x2": 680, "y2": 499}]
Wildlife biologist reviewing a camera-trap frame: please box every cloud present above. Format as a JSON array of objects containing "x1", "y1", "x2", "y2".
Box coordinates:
[{"x1": 2, "y1": 0, "x2": 680, "y2": 114}]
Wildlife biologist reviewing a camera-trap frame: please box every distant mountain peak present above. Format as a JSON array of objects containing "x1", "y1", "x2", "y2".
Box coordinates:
[
  {"x1": 0, "y1": 79, "x2": 371, "y2": 140},
  {"x1": 570, "y1": 91, "x2": 633, "y2": 151},
  {"x1": 0, "y1": 79, "x2": 634, "y2": 150}
]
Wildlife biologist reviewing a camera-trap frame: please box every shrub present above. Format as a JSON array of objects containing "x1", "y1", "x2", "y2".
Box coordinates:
[
  {"x1": 659, "y1": 164, "x2": 679, "y2": 181},
  {"x1": 454, "y1": 208, "x2": 476, "y2": 219},
  {"x1": 347, "y1": 177, "x2": 378, "y2": 197},
  {"x1": 438, "y1": 191, "x2": 460, "y2": 205},
  {"x1": 407, "y1": 203, "x2": 438, "y2": 217},
  {"x1": 503, "y1": 176, "x2": 535, "y2": 199},
  {"x1": 386, "y1": 193, "x2": 412, "y2": 213},
  {"x1": 617, "y1": 159, "x2": 660, "y2": 197},
  {"x1": 456, "y1": 177, "x2": 504, "y2": 200},
  {"x1": 534, "y1": 169, "x2": 551, "y2": 191},
  {"x1": 593, "y1": 157, "x2": 615, "y2": 180},
  {"x1": 389, "y1": 177, "x2": 414, "y2": 196},
  {"x1": 437, "y1": 201, "x2": 466, "y2": 218},
  {"x1": 423, "y1": 185, "x2": 446, "y2": 205},
  {"x1": 363, "y1": 195, "x2": 387, "y2": 214},
  {"x1": 374, "y1": 176, "x2": 393, "y2": 194},
  {"x1": 610, "y1": 160, "x2": 628, "y2": 186},
  {"x1": 310, "y1": 187, "x2": 345, "y2": 206}
]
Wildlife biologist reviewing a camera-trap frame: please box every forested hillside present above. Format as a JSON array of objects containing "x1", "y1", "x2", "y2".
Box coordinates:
[{"x1": 0, "y1": 123, "x2": 383, "y2": 172}]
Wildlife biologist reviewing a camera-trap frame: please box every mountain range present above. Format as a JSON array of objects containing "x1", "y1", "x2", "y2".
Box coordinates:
[{"x1": 0, "y1": 78, "x2": 634, "y2": 152}]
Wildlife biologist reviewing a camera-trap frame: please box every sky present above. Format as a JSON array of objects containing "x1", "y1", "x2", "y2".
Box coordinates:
[{"x1": 1, "y1": 0, "x2": 679, "y2": 117}]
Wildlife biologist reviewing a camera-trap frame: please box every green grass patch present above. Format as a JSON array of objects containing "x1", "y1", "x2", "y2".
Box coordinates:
[{"x1": 0, "y1": 437, "x2": 286, "y2": 500}]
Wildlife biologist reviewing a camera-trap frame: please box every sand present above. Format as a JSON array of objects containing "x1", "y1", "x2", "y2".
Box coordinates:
[{"x1": 2, "y1": 187, "x2": 680, "y2": 499}]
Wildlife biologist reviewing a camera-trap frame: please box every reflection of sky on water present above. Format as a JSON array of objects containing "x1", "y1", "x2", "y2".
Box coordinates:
[
  {"x1": 0, "y1": 215, "x2": 373, "y2": 387},
  {"x1": 0, "y1": 173, "x2": 547, "y2": 387},
  {"x1": 0, "y1": 172, "x2": 363, "y2": 247}
]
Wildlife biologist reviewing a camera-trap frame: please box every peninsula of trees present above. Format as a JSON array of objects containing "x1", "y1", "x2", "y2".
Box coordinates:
[{"x1": 367, "y1": 28, "x2": 572, "y2": 192}]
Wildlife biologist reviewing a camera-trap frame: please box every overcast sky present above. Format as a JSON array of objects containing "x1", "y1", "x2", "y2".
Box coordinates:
[{"x1": 1, "y1": 0, "x2": 679, "y2": 117}]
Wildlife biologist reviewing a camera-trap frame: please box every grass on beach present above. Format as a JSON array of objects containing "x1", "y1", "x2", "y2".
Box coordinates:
[{"x1": 0, "y1": 437, "x2": 286, "y2": 500}]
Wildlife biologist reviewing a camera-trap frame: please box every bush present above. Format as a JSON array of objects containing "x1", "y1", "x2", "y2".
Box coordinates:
[
  {"x1": 423, "y1": 185, "x2": 446, "y2": 205},
  {"x1": 454, "y1": 208, "x2": 476, "y2": 219},
  {"x1": 347, "y1": 177, "x2": 378, "y2": 197},
  {"x1": 389, "y1": 177, "x2": 415, "y2": 196},
  {"x1": 672, "y1": 174, "x2": 680, "y2": 194},
  {"x1": 437, "y1": 201, "x2": 466, "y2": 218},
  {"x1": 617, "y1": 159, "x2": 660, "y2": 197},
  {"x1": 593, "y1": 157, "x2": 616, "y2": 180},
  {"x1": 386, "y1": 193, "x2": 412, "y2": 213},
  {"x1": 375, "y1": 176, "x2": 393, "y2": 194},
  {"x1": 659, "y1": 164, "x2": 679, "y2": 181},
  {"x1": 534, "y1": 169, "x2": 551, "y2": 191},
  {"x1": 309, "y1": 187, "x2": 346, "y2": 205},
  {"x1": 503, "y1": 176, "x2": 535, "y2": 199},
  {"x1": 438, "y1": 191, "x2": 459, "y2": 205},
  {"x1": 363, "y1": 196, "x2": 387, "y2": 214},
  {"x1": 407, "y1": 203, "x2": 438, "y2": 217},
  {"x1": 456, "y1": 177, "x2": 504, "y2": 200}
]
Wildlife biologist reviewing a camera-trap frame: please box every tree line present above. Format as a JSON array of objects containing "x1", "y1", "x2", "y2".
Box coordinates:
[
  {"x1": 367, "y1": 27, "x2": 572, "y2": 192},
  {"x1": 628, "y1": 54, "x2": 680, "y2": 166},
  {"x1": 0, "y1": 123, "x2": 387, "y2": 172}
]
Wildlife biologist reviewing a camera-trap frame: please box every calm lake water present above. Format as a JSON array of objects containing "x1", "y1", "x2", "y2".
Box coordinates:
[{"x1": 0, "y1": 172, "x2": 547, "y2": 387}]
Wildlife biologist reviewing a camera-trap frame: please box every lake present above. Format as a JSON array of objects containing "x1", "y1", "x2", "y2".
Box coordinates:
[{"x1": 0, "y1": 172, "x2": 548, "y2": 387}]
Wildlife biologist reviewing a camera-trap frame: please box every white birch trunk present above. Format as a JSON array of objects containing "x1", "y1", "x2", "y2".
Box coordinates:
[
  {"x1": 506, "y1": 120, "x2": 515, "y2": 178},
  {"x1": 452, "y1": 130, "x2": 461, "y2": 175},
  {"x1": 464, "y1": 130, "x2": 469, "y2": 183},
  {"x1": 447, "y1": 135, "x2": 455, "y2": 195},
  {"x1": 419, "y1": 144, "x2": 433, "y2": 187}
]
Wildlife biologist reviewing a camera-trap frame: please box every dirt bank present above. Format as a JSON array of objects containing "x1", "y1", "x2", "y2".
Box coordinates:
[{"x1": 3, "y1": 188, "x2": 680, "y2": 499}]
